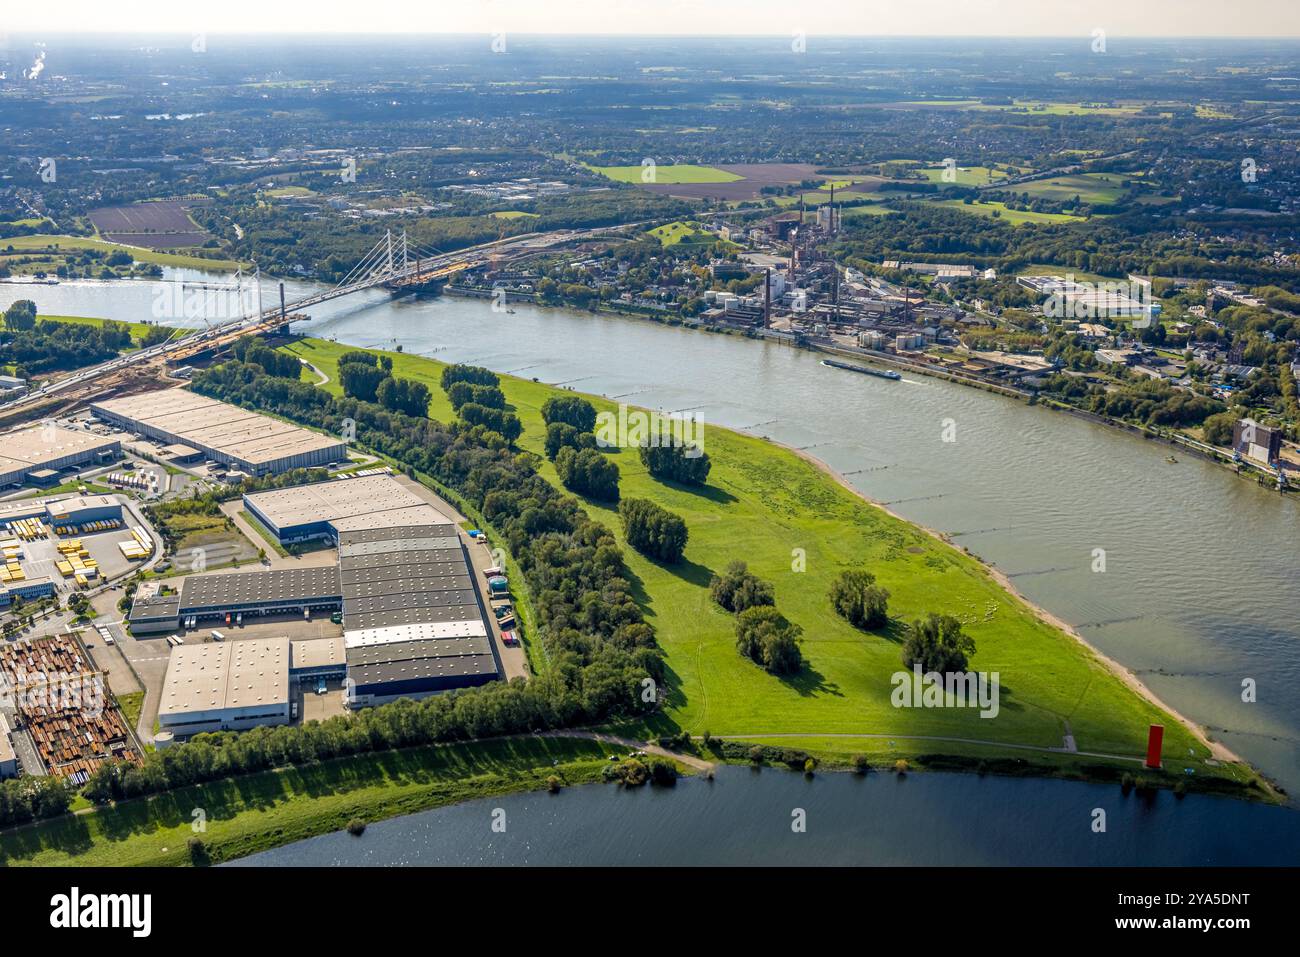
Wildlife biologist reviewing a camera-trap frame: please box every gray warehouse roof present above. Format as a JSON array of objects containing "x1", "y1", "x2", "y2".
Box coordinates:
[
  {"x1": 243, "y1": 475, "x2": 449, "y2": 531},
  {"x1": 180, "y1": 566, "x2": 342, "y2": 609},
  {"x1": 91, "y1": 389, "x2": 344, "y2": 468}
]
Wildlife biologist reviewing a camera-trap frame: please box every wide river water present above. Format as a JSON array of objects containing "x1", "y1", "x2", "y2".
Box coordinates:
[{"x1": 10, "y1": 271, "x2": 1299, "y2": 864}]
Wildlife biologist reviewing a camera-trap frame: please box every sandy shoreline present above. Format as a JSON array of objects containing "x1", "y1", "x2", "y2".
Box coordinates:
[{"x1": 779, "y1": 440, "x2": 1244, "y2": 766}]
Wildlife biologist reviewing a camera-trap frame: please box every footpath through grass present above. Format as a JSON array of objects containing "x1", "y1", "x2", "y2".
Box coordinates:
[
  {"x1": 280, "y1": 337, "x2": 1248, "y2": 786},
  {"x1": 1, "y1": 737, "x2": 619, "y2": 867}
]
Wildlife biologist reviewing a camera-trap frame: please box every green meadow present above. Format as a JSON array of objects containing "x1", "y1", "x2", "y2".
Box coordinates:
[
  {"x1": 1013, "y1": 173, "x2": 1129, "y2": 205},
  {"x1": 1, "y1": 737, "x2": 621, "y2": 867},
  {"x1": 588, "y1": 163, "x2": 743, "y2": 184},
  {"x1": 0, "y1": 234, "x2": 246, "y2": 271},
  {"x1": 280, "y1": 337, "x2": 1245, "y2": 782},
  {"x1": 931, "y1": 199, "x2": 1087, "y2": 225}
]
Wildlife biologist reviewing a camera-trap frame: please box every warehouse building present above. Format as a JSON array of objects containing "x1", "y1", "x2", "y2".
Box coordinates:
[
  {"x1": 157, "y1": 638, "x2": 291, "y2": 735},
  {"x1": 0, "y1": 712, "x2": 18, "y2": 779},
  {"x1": 0, "y1": 423, "x2": 120, "y2": 488},
  {"x1": 132, "y1": 475, "x2": 500, "y2": 712},
  {"x1": 90, "y1": 389, "x2": 347, "y2": 477},
  {"x1": 129, "y1": 565, "x2": 343, "y2": 633},
  {"x1": 290, "y1": 637, "x2": 347, "y2": 683},
  {"x1": 244, "y1": 474, "x2": 439, "y2": 544}
]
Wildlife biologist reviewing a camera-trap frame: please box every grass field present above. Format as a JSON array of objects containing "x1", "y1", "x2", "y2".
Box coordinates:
[
  {"x1": 489, "y1": 210, "x2": 540, "y2": 220},
  {"x1": 0, "y1": 737, "x2": 622, "y2": 866},
  {"x1": 931, "y1": 199, "x2": 1087, "y2": 225},
  {"x1": 589, "y1": 163, "x2": 743, "y2": 184},
  {"x1": 919, "y1": 165, "x2": 1009, "y2": 187},
  {"x1": 279, "y1": 338, "x2": 1244, "y2": 781},
  {"x1": 32, "y1": 314, "x2": 182, "y2": 347},
  {"x1": 646, "y1": 221, "x2": 722, "y2": 246},
  {"x1": 1013, "y1": 173, "x2": 1129, "y2": 205},
  {"x1": 0, "y1": 234, "x2": 246, "y2": 271}
]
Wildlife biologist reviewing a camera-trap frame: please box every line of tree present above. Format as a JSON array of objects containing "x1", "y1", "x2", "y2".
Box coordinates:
[
  {"x1": 55, "y1": 357, "x2": 666, "y2": 810},
  {"x1": 554, "y1": 445, "x2": 620, "y2": 501},
  {"x1": 0, "y1": 774, "x2": 74, "y2": 829},
  {"x1": 619, "y1": 497, "x2": 688, "y2": 563},
  {"x1": 639, "y1": 441, "x2": 711, "y2": 486},
  {"x1": 0, "y1": 304, "x2": 132, "y2": 375},
  {"x1": 828, "y1": 569, "x2": 890, "y2": 630}
]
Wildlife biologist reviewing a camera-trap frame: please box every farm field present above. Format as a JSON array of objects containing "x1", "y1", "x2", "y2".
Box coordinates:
[
  {"x1": 919, "y1": 165, "x2": 1010, "y2": 186},
  {"x1": 87, "y1": 199, "x2": 212, "y2": 248},
  {"x1": 589, "y1": 163, "x2": 742, "y2": 184},
  {"x1": 489, "y1": 210, "x2": 540, "y2": 219},
  {"x1": 610, "y1": 162, "x2": 847, "y2": 201},
  {"x1": 278, "y1": 337, "x2": 1246, "y2": 784},
  {"x1": 931, "y1": 199, "x2": 1088, "y2": 225},
  {"x1": 1012, "y1": 173, "x2": 1130, "y2": 204}
]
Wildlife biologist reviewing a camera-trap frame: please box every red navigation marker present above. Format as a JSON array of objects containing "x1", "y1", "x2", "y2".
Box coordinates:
[{"x1": 1145, "y1": 724, "x2": 1164, "y2": 769}]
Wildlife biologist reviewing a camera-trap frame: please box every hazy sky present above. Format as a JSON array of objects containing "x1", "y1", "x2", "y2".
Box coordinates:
[{"x1": 3, "y1": 0, "x2": 1299, "y2": 38}]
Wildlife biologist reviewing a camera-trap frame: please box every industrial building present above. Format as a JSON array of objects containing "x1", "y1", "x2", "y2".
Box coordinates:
[
  {"x1": 289, "y1": 637, "x2": 347, "y2": 683},
  {"x1": 0, "y1": 712, "x2": 17, "y2": 779},
  {"x1": 157, "y1": 638, "x2": 291, "y2": 735},
  {"x1": 90, "y1": 388, "x2": 347, "y2": 477},
  {"x1": 131, "y1": 474, "x2": 500, "y2": 713},
  {"x1": 0, "y1": 422, "x2": 120, "y2": 488},
  {"x1": 244, "y1": 473, "x2": 444, "y2": 544}
]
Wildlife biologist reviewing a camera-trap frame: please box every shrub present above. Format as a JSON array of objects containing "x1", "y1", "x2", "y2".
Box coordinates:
[
  {"x1": 649, "y1": 758, "x2": 678, "y2": 786},
  {"x1": 851, "y1": 754, "x2": 871, "y2": 775},
  {"x1": 547, "y1": 775, "x2": 563, "y2": 793},
  {"x1": 620, "y1": 497, "x2": 688, "y2": 563},
  {"x1": 347, "y1": 818, "x2": 367, "y2": 836},
  {"x1": 709, "y1": 560, "x2": 774, "y2": 613},
  {"x1": 187, "y1": 835, "x2": 209, "y2": 865},
  {"x1": 829, "y1": 569, "x2": 891, "y2": 630}
]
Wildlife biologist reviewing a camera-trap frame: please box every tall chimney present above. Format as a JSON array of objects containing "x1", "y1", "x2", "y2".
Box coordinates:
[{"x1": 765, "y1": 268, "x2": 771, "y2": 328}]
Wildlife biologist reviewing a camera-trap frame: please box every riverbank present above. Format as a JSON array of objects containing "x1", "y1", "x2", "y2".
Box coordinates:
[
  {"x1": 0, "y1": 736, "x2": 629, "y2": 867},
  {"x1": 279, "y1": 337, "x2": 1270, "y2": 797},
  {"x1": 784, "y1": 442, "x2": 1243, "y2": 767}
]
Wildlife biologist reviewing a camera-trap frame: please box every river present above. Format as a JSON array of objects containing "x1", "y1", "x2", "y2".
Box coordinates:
[
  {"x1": 8, "y1": 271, "x2": 1299, "y2": 861},
  {"x1": 225, "y1": 765, "x2": 1298, "y2": 866}
]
